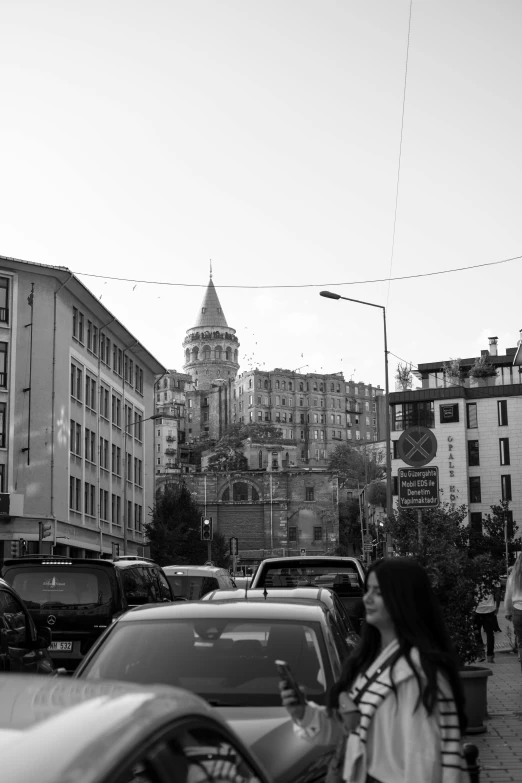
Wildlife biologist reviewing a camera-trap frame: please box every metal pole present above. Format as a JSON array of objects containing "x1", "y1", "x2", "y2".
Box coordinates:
[
  {"x1": 505, "y1": 515, "x2": 509, "y2": 577},
  {"x1": 383, "y1": 307, "x2": 392, "y2": 520},
  {"x1": 123, "y1": 425, "x2": 128, "y2": 555},
  {"x1": 358, "y1": 480, "x2": 364, "y2": 557}
]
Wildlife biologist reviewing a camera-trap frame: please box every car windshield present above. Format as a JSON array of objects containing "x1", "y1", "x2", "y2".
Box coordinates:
[
  {"x1": 166, "y1": 575, "x2": 219, "y2": 599},
  {"x1": 80, "y1": 618, "x2": 329, "y2": 707},
  {"x1": 258, "y1": 564, "x2": 362, "y2": 594},
  {"x1": 10, "y1": 568, "x2": 112, "y2": 609}
]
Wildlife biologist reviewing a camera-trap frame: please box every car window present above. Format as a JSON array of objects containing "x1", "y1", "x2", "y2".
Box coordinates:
[
  {"x1": 166, "y1": 576, "x2": 219, "y2": 600},
  {"x1": 80, "y1": 618, "x2": 329, "y2": 706},
  {"x1": 122, "y1": 568, "x2": 153, "y2": 605},
  {"x1": 155, "y1": 569, "x2": 172, "y2": 601},
  {"x1": 172, "y1": 725, "x2": 263, "y2": 783},
  {"x1": 9, "y1": 567, "x2": 112, "y2": 609},
  {"x1": 0, "y1": 590, "x2": 29, "y2": 647},
  {"x1": 256, "y1": 563, "x2": 362, "y2": 590},
  {"x1": 325, "y1": 615, "x2": 345, "y2": 676},
  {"x1": 142, "y1": 568, "x2": 161, "y2": 602}
]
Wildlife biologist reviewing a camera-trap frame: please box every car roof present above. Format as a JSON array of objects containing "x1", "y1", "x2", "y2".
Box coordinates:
[
  {"x1": 162, "y1": 565, "x2": 228, "y2": 576},
  {"x1": 203, "y1": 587, "x2": 335, "y2": 604},
  {"x1": 256, "y1": 556, "x2": 362, "y2": 565},
  {"x1": 0, "y1": 675, "x2": 223, "y2": 783},
  {"x1": 118, "y1": 598, "x2": 326, "y2": 622},
  {"x1": 2, "y1": 556, "x2": 159, "y2": 570}
]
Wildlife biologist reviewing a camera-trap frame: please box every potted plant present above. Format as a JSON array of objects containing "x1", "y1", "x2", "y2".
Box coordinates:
[
  {"x1": 395, "y1": 362, "x2": 413, "y2": 391},
  {"x1": 442, "y1": 358, "x2": 465, "y2": 387},
  {"x1": 384, "y1": 501, "x2": 503, "y2": 733},
  {"x1": 468, "y1": 356, "x2": 498, "y2": 387}
]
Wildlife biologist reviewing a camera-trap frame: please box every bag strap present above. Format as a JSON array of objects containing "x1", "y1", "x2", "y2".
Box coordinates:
[{"x1": 353, "y1": 649, "x2": 399, "y2": 705}]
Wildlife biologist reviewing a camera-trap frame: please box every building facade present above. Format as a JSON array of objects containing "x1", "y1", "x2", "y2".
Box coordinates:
[
  {"x1": 390, "y1": 336, "x2": 522, "y2": 532},
  {"x1": 0, "y1": 255, "x2": 165, "y2": 566},
  {"x1": 183, "y1": 468, "x2": 339, "y2": 566}
]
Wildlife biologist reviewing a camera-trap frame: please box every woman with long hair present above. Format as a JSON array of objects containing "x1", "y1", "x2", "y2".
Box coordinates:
[
  {"x1": 505, "y1": 554, "x2": 522, "y2": 669},
  {"x1": 280, "y1": 558, "x2": 469, "y2": 783}
]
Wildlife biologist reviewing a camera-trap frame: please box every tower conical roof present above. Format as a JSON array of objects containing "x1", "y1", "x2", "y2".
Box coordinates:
[{"x1": 193, "y1": 278, "x2": 229, "y2": 328}]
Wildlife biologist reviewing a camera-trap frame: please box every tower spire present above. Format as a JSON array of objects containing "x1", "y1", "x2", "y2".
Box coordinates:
[{"x1": 209, "y1": 259, "x2": 212, "y2": 279}]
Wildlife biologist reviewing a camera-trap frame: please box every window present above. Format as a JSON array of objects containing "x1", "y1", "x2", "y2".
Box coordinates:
[
  {"x1": 78, "y1": 312, "x2": 84, "y2": 343},
  {"x1": 72, "y1": 306, "x2": 78, "y2": 338},
  {"x1": 498, "y1": 400, "x2": 508, "y2": 426},
  {"x1": 288, "y1": 526, "x2": 297, "y2": 542},
  {"x1": 85, "y1": 375, "x2": 96, "y2": 410},
  {"x1": 0, "y1": 402, "x2": 5, "y2": 448},
  {"x1": 134, "y1": 503, "x2": 142, "y2": 532},
  {"x1": 84, "y1": 482, "x2": 95, "y2": 516},
  {"x1": 499, "y1": 438, "x2": 510, "y2": 466},
  {"x1": 111, "y1": 395, "x2": 121, "y2": 427},
  {"x1": 233, "y1": 482, "x2": 249, "y2": 501},
  {"x1": 70, "y1": 362, "x2": 82, "y2": 401},
  {"x1": 469, "y1": 476, "x2": 481, "y2": 503},
  {"x1": 87, "y1": 320, "x2": 92, "y2": 351},
  {"x1": 392, "y1": 401, "x2": 434, "y2": 430},
  {"x1": 501, "y1": 474, "x2": 512, "y2": 502},
  {"x1": 313, "y1": 526, "x2": 323, "y2": 541},
  {"x1": 100, "y1": 489, "x2": 109, "y2": 521},
  {"x1": 111, "y1": 494, "x2": 121, "y2": 525},
  {"x1": 305, "y1": 487, "x2": 314, "y2": 501},
  {"x1": 470, "y1": 512, "x2": 482, "y2": 533},
  {"x1": 112, "y1": 445, "x2": 121, "y2": 476},
  {"x1": 100, "y1": 437, "x2": 109, "y2": 470},
  {"x1": 466, "y1": 403, "x2": 478, "y2": 429},
  {"x1": 468, "y1": 440, "x2": 479, "y2": 466},
  {"x1": 134, "y1": 412, "x2": 143, "y2": 441},
  {"x1": 85, "y1": 428, "x2": 96, "y2": 463}
]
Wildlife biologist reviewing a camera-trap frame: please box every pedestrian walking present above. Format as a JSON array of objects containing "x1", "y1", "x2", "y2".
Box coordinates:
[
  {"x1": 505, "y1": 554, "x2": 522, "y2": 671},
  {"x1": 473, "y1": 586, "x2": 501, "y2": 663},
  {"x1": 279, "y1": 558, "x2": 470, "y2": 783}
]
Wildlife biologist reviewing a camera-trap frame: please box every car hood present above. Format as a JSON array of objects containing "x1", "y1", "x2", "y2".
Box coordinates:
[{"x1": 222, "y1": 706, "x2": 333, "y2": 783}]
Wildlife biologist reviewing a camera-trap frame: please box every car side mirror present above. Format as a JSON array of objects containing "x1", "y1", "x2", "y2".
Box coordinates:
[{"x1": 36, "y1": 627, "x2": 52, "y2": 648}]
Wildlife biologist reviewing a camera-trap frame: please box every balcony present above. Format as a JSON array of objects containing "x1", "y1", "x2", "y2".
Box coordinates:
[
  {"x1": 165, "y1": 448, "x2": 176, "y2": 456},
  {"x1": 166, "y1": 436, "x2": 175, "y2": 442}
]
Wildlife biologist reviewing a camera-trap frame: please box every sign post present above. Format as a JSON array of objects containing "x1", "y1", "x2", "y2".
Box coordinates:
[{"x1": 396, "y1": 426, "x2": 439, "y2": 546}]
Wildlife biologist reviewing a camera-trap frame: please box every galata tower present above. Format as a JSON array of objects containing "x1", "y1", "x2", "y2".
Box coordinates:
[{"x1": 182, "y1": 271, "x2": 240, "y2": 389}]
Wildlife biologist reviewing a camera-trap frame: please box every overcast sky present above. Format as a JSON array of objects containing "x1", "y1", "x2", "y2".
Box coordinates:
[{"x1": 2, "y1": 1, "x2": 521, "y2": 390}]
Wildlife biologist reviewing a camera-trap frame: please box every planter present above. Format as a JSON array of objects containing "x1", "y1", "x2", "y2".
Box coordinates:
[{"x1": 460, "y1": 665, "x2": 492, "y2": 734}]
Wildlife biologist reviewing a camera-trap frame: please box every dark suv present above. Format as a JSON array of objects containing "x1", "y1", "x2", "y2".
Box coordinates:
[
  {"x1": 1, "y1": 555, "x2": 173, "y2": 672},
  {"x1": 0, "y1": 577, "x2": 54, "y2": 674}
]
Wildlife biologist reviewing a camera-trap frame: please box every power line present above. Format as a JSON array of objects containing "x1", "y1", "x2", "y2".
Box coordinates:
[
  {"x1": 74, "y1": 252, "x2": 522, "y2": 290},
  {"x1": 386, "y1": 0, "x2": 413, "y2": 311}
]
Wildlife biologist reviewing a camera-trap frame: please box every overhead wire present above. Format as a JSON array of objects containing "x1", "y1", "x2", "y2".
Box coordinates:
[
  {"x1": 74, "y1": 251, "x2": 522, "y2": 290},
  {"x1": 386, "y1": 0, "x2": 413, "y2": 311}
]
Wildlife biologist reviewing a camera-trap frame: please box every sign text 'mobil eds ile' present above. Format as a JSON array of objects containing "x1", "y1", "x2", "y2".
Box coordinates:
[{"x1": 398, "y1": 467, "x2": 439, "y2": 508}]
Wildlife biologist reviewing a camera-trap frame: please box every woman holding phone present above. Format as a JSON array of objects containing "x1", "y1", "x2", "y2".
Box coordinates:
[{"x1": 279, "y1": 558, "x2": 470, "y2": 783}]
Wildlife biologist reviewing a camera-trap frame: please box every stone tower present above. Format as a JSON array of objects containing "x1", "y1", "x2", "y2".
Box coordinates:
[{"x1": 182, "y1": 273, "x2": 240, "y2": 389}]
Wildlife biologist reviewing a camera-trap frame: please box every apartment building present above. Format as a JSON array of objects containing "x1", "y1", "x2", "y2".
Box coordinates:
[
  {"x1": 0, "y1": 255, "x2": 165, "y2": 564},
  {"x1": 232, "y1": 368, "x2": 385, "y2": 467},
  {"x1": 154, "y1": 370, "x2": 192, "y2": 479},
  {"x1": 390, "y1": 335, "x2": 522, "y2": 532}
]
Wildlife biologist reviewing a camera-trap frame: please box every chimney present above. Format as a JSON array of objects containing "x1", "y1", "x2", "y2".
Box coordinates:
[{"x1": 488, "y1": 337, "x2": 498, "y2": 357}]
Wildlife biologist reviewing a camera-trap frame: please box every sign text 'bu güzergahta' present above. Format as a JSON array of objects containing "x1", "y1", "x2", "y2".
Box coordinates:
[{"x1": 398, "y1": 467, "x2": 439, "y2": 509}]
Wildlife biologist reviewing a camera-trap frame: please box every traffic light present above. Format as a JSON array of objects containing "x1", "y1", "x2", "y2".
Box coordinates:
[
  {"x1": 112, "y1": 543, "x2": 120, "y2": 559},
  {"x1": 39, "y1": 521, "x2": 53, "y2": 542},
  {"x1": 201, "y1": 517, "x2": 213, "y2": 541},
  {"x1": 10, "y1": 540, "x2": 19, "y2": 558},
  {"x1": 19, "y1": 538, "x2": 27, "y2": 556}
]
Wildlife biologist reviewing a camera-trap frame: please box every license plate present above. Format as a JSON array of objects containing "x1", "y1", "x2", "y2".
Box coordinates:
[{"x1": 49, "y1": 641, "x2": 73, "y2": 652}]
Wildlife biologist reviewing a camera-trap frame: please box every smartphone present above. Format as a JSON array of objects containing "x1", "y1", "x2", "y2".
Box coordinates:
[{"x1": 275, "y1": 659, "x2": 306, "y2": 706}]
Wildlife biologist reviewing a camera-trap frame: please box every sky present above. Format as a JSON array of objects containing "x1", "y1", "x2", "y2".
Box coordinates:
[{"x1": 2, "y1": 1, "x2": 522, "y2": 390}]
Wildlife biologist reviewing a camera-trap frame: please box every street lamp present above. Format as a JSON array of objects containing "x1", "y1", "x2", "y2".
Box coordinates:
[
  {"x1": 123, "y1": 412, "x2": 163, "y2": 555},
  {"x1": 319, "y1": 291, "x2": 393, "y2": 533}
]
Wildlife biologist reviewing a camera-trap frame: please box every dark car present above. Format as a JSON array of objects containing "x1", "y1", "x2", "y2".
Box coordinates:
[
  {"x1": 1, "y1": 555, "x2": 173, "y2": 672},
  {"x1": 250, "y1": 556, "x2": 366, "y2": 629},
  {"x1": 202, "y1": 586, "x2": 360, "y2": 650},
  {"x1": 0, "y1": 577, "x2": 54, "y2": 674},
  {"x1": 75, "y1": 599, "x2": 352, "y2": 783}
]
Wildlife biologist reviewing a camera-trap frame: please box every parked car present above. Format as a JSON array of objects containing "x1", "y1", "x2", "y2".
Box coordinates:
[
  {"x1": 0, "y1": 577, "x2": 54, "y2": 674},
  {"x1": 76, "y1": 600, "x2": 352, "y2": 783},
  {"x1": 0, "y1": 674, "x2": 270, "y2": 783},
  {"x1": 202, "y1": 586, "x2": 360, "y2": 650},
  {"x1": 163, "y1": 564, "x2": 237, "y2": 599},
  {"x1": 1, "y1": 555, "x2": 173, "y2": 672},
  {"x1": 249, "y1": 556, "x2": 366, "y2": 628}
]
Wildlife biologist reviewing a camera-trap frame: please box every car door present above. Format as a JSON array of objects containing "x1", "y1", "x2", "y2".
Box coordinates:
[{"x1": 0, "y1": 587, "x2": 53, "y2": 673}]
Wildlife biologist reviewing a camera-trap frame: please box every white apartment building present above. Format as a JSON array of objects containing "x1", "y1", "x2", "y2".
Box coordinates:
[
  {"x1": 390, "y1": 336, "x2": 522, "y2": 533},
  {"x1": 0, "y1": 255, "x2": 165, "y2": 563}
]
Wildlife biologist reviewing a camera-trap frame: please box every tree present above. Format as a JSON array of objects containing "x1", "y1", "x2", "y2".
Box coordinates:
[
  {"x1": 205, "y1": 422, "x2": 283, "y2": 472},
  {"x1": 366, "y1": 481, "x2": 387, "y2": 508},
  {"x1": 383, "y1": 502, "x2": 503, "y2": 666},
  {"x1": 145, "y1": 483, "x2": 229, "y2": 568},
  {"x1": 469, "y1": 500, "x2": 520, "y2": 565},
  {"x1": 328, "y1": 443, "x2": 385, "y2": 487},
  {"x1": 336, "y1": 498, "x2": 362, "y2": 556}
]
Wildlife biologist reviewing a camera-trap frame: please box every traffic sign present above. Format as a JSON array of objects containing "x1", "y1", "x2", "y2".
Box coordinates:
[
  {"x1": 229, "y1": 537, "x2": 239, "y2": 556},
  {"x1": 397, "y1": 426, "x2": 437, "y2": 467},
  {"x1": 398, "y1": 467, "x2": 439, "y2": 508},
  {"x1": 363, "y1": 533, "x2": 372, "y2": 545},
  {"x1": 300, "y1": 548, "x2": 306, "y2": 556}
]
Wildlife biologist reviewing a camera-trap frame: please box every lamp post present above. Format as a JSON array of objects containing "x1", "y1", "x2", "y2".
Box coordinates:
[
  {"x1": 123, "y1": 412, "x2": 163, "y2": 555},
  {"x1": 320, "y1": 291, "x2": 393, "y2": 541}
]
